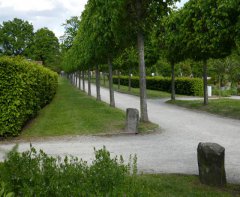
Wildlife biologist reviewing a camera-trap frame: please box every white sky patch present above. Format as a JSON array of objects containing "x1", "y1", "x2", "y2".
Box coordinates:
[
  {"x1": 58, "y1": 0, "x2": 86, "y2": 16},
  {"x1": 176, "y1": 0, "x2": 189, "y2": 8},
  {"x1": 0, "y1": 0, "x2": 55, "y2": 11}
]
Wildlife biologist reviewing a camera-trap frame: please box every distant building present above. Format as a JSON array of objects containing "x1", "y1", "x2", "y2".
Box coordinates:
[
  {"x1": 35, "y1": 61, "x2": 43, "y2": 65},
  {"x1": 27, "y1": 59, "x2": 43, "y2": 65}
]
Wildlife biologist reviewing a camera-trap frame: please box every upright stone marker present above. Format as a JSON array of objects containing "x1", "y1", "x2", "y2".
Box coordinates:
[
  {"x1": 125, "y1": 108, "x2": 139, "y2": 134},
  {"x1": 197, "y1": 142, "x2": 226, "y2": 186}
]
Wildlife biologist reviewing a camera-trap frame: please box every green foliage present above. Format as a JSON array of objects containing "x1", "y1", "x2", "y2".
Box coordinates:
[
  {"x1": 0, "y1": 145, "x2": 138, "y2": 196},
  {"x1": 0, "y1": 146, "x2": 238, "y2": 196},
  {"x1": 209, "y1": 56, "x2": 240, "y2": 86},
  {"x1": 0, "y1": 182, "x2": 14, "y2": 197},
  {"x1": 153, "y1": 59, "x2": 203, "y2": 78},
  {"x1": 0, "y1": 56, "x2": 58, "y2": 136},
  {"x1": 60, "y1": 16, "x2": 81, "y2": 52},
  {"x1": 212, "y1": 87, "x2": 235, "y2": 97},
  {"x1": 30, "y1": 28, "x2": 60, "y2": 71},
  {"x1": 113, "y1": 76, "x2": 203, "y2": 96},
  {"x1": 0, "y1": 18, "x2": 34, "y2": 57},
  {"x1": 180, "y1": 0, "x2": 239, "y2": 61}
]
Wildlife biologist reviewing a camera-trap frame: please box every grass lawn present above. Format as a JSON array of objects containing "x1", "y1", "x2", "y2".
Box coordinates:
[
  {"x1": 93, "y1": 78, "x2": 171, "y2": 98},
  {"x1": 21, "y1": 77, "x2": 157, "y2": 138},
  {"x1": 136, "y1": 174, "x2": 240, "y2": 196},
  {"x1": 167, "y1": 99, "x2": 240, "y2": 120}
]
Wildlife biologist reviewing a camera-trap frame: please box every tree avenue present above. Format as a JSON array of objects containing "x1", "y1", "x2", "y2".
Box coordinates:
[
  {"x1": 61, "y1": 0, "x2": 240, "y2": 113},
  {"x1": 0, "y1": 18, "x2": 60, "y2": 72},
  {"x1": 62, "y1": 0, "x2": 179, "y2": 121}
]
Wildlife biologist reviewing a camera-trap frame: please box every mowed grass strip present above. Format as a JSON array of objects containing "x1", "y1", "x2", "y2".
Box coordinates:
[
  {"x1": 22, "y1": 77, "x2": 125, "y2": 137},
  {"x1": 167, "y1": 99, "x2": 240, "y2": 120},
  {"x1": 136, "y1": 174, "x2": 240, "y2": 196}
]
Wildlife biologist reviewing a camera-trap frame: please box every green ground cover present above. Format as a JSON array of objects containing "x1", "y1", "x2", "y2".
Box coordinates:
[
  {"x1": 22, "y1": 77, "x2": 156, "y2": 138},
  {"x1": 22, "y1": 78, "x2": 125, "y2": 137},
  {"x1": 0, "y1": 147, "x2": 239, "y2": 197},
  {"x1": 167, "y1": 99, "x2": 240, "y2": 120}
]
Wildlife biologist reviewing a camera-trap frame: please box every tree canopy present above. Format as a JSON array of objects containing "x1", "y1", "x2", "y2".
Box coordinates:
[
  {"x1": 30, "y1": 27, "x2": 60, "y2": 70},
  {"x1": 0, "y1": 18, "x2": 34, "y2": 56}
]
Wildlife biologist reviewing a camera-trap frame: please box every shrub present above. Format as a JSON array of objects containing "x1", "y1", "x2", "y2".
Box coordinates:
[
  {"x1": 0, "y1": 145, "x2": 138, "y2": 196},
  {"x1": 0, "y1": 56, "x2": 58, "y2": 136},
  {"x1": 212, "y1": 87, "x2": 232, "y2": 97},
  {"x1": 113, "y1": 76, "x2": 203, "y2": 96}
]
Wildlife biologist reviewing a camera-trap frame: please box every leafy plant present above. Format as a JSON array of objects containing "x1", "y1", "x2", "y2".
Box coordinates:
[
  {"x1": 0, "y1": 56, "x2": 58, "y2": 136},
  {"x1": 0, "y1": 145, "x2": 139, "y2": 196},
  {"x1": 0, "y1": 182, "x2": 14, "y2": 197},
  {"x1": 113, "y1": 76, "x2": 203, "y2": 96}
]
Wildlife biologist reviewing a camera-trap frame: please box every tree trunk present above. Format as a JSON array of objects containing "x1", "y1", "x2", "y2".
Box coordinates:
[
  {"x1": 128, "y1": 68, "x2": 132, "y2": 92},
  {"x1": 118, "y1": 70, "x2": 120, "y2": 90},
  {"x1": 75, "y1": 72, "x2": 77, "y2": 86},
  {"x1": 71, "y1": 73, "x2": 73, "y2": 84},
  {"x1": 136, "y1": 0, "x2": 148, "y2": 122},
  {"x1": 72, "y1": 73, "x2": 75, "y2": 85},
  {"x1": 171, "y1": 62, "x2": 176, "y2": 101},
  {"x1": 78, "y1": 71, "x2": 81, "y2": 90},
  {"x1": 219, "y1": 76, "x2": 221, "y2": 98},
  {"x1": 108, "y1": 57, "x2": 115, "y2": 107},
  {"x1": 88, "y1": 68, "x2": 91, "y2": 96},
  {"x1": 82, "y1": 70, "x2": 85, "y2": 92},
  {"x1": 203, "y1": 60, "x2": 208, "y2": 105},
  {"x1": 96, "y1": 65, "x2": 101, "y2": 101},
  {"x1": 103, "y1": 72, "x2": 106, "y2": 86}
]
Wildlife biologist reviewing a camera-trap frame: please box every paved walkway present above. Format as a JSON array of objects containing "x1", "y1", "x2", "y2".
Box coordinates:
[{"x1": 1, "y1": 78, "x2": 240, "y2": 183}]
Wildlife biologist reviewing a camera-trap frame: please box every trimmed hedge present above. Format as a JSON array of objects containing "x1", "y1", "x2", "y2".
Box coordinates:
[
  {"x1": 113, "y1": 76, "x2": 203, "y2": 96},
  {"x1": 0, "y1": 56, "x2": 58, "y2": 136}
]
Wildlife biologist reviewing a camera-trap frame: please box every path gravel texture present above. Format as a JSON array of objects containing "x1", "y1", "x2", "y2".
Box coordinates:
[{"x1": 1, "y1": 78, "x2": 240, "y2": 183}]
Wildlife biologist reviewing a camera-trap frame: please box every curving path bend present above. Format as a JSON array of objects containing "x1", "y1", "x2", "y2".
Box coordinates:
[{"x1": 1, "y1": 79, "x2": 240, "y2": 183}]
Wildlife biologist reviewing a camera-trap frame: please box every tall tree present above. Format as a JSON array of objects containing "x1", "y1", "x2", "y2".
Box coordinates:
[
  {"x1": 30, "y1": 28, "x2": 60, "y2": 70},
  {"x1": 180, "y1": 0, "x2": 239, "y2": 105},
  {"x1": 60, "y1": 16, "x2": 81, "y2": 52},
  {"x1": 74, "y1": 0, "x2": 125, "y2": 107},
  {"x1": 122, "y1": 0, "x2": 178, "y2": 121},
  {"x1": 156, "y1": 10, "x2": 185, "y2": 100},
  {"x1": 0, "y1": 18, "x2": 34, "y2": 56}
]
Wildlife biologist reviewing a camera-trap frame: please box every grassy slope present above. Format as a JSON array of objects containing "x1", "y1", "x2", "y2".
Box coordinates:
[
  {"x1": 22, "y1": 77, "x2": 158, "y2": 138},
  {"x1": 22, "y1": 78, "x2": 126, "y2": 137},
  {"x1": 167, "y1": 99, "x2": 240, "y2": 120},
  {"x1": 137, "y1": 174, "x2": 240, "y2": 196}
]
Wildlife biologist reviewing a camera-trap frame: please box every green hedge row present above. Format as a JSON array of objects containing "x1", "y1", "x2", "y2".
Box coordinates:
[
  {"x1": 0, "y1": 56, "x2": 58, "y2": 136},
  {"x1": 113, "y1": 76, "x2": 203, "y2": 96}
]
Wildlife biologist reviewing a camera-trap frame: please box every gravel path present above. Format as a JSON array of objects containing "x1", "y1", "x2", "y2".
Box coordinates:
[{"x1": 1, "y1": 79, "x2": 240, "y2": 183}]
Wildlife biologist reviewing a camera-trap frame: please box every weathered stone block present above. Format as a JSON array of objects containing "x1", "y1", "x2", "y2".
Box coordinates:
[
  {"x1": 125, "y1": 108, "x2": 139, "y2": 134},
  {"x1": 197, "y1": 142, "x2": 226, "y2": 186}
]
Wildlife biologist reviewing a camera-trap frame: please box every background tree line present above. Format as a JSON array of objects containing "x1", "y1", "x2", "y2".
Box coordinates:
[{"x1": 0, "y1": 18, "x2": 60, "y2": 72}]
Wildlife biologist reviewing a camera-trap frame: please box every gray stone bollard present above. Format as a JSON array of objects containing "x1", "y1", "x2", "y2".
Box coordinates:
[
  {"x1": 197, "y1": 142, "x2": 226, "y2": 186},
  {"x1": 125, "y1": 108, "x2": 139, "y2": 134}
]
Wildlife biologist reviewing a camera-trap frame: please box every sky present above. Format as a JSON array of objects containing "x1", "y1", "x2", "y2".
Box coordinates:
[{"x1": 0, "y1": 0, "x2": 189, "y2": 39}]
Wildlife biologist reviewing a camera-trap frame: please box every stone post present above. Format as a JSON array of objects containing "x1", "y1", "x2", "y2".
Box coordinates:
[
  {"x1": 125, "y1": 108, "x2": 139, "y2": 134},
  {"x1": 197, "y1": 142, "x2": 226, "y2": 186}
]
